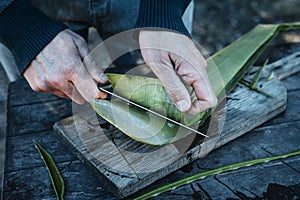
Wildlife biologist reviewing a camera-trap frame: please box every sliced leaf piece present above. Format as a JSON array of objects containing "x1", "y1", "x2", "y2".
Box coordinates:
[
  {"x1": 250, "y1": 59, "x2": 269, "y2": 89},
  {"x1": 34, "y1": 142, "x2": 65, "y2": 200},
  {"x1": 134, "y1": 148, "x2": 300, "y2": 199},
  {"x1": 92, "y1": 22, "x2": 300, "y2": 145},
  {"x1": 91, "y1": 99, "x2": 197, "y2": 145}
]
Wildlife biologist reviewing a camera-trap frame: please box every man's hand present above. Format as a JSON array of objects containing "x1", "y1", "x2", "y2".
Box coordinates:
[
  {"x1": 139, "y1": 30, "x2": 217, "y2": 115},
  {"x1": 24, "y1": 29, "x2": 108, "y2": 104}
]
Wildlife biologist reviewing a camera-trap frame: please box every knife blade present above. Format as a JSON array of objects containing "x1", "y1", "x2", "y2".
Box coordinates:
[{"x1": 98, "y1": 87, "x2": 209, "y2": 138}]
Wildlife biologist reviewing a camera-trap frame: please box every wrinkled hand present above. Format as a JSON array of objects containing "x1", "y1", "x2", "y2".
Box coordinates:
[
  {"x1": 139, "y1": 30, "x2": 217, "y2": 115},
  {"x1": 24, "y1": 29, "x2": 108, "y2": 104}
]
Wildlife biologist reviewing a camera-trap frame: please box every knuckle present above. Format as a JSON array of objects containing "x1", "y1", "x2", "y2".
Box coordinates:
[
  {"x1": 30, "y1": 85, "x2": 41, "y2": 92},
  {"x1": 37, "y1": 81, "x2": 50, "y2": 92},
  {"x1": 89, "y1": 60, "x2": 98, "y2": 69},
  {"x1": 70, "y1": 71, "x2": 79, "y2": 82},
  {"x1": 62, "y1": 66, "x2": 76, "y2": 77},
  {"x1": 202, "y1": 60, "x2": 208, "y2": 68},
  {"x1": 49, "y1": 78, "x2": 63, "y2": 88},
  {"x1": 210, "y1": 97, "x2": 218, "y2": 108},
  {"x1": 76, "y1": 34, "x2": 86, "y2": 43}
]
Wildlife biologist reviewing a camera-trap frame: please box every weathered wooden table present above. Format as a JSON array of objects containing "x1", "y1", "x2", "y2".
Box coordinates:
[{"x1": 3, "y1": 50, "x2": 300, "y2": 199}]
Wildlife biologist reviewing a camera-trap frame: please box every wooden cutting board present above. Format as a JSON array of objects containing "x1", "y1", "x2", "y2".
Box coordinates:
[{"x1": 53, "y1": 56, "x2": 297, "y2": 197}]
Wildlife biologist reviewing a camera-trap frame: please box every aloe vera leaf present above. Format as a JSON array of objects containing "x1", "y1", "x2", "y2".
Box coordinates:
[
  {"x1": 106, "y1": 73, "x2": 205, "y2": 124},
  {"x1": 207, "y1": 23, "x2": 299, "y2": 91},
  {"x1": 107, "y1": 74, "x2": 181, "y2": 122},
  {"x1": 240, "y1": 80, "x2": 274, "y2": 98},
  {"x1": 34, "y1": 142, "x2": 65, "y2": 200},
  {"x1": 134, "y1": 149, "x2": 300, "y2": 200},
  {"x1": 92, "y1": 22, "x2": 300, "y2": 145},
  {"x1": 250, "y1": 59, "x2": 269, "y2": 89},
  {"x1": 91, "y1": 99, "x2": 194, "y2": 145}
]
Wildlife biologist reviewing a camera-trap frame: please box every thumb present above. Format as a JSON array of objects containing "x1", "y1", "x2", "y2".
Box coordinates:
[
  {"x1": 151, "y1": 64, "x2": 192, "y2": 112},
  {"x1": 83, "y1": 54, "x2": 108, "y2": 84},
  {"x1": 73, "y1": 35, "x2": 108, "y2": 84}
]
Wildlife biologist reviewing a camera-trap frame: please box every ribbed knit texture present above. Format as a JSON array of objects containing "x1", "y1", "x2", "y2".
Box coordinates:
[
  {"x1": 135, "y1": 0, "x2": 192, "y2": 36},
  {"x1": 0, "y1": 0, "x2": 68, "y2": 73},
  {"x1": 0, "y1": 0, "x2": 13, "y2": 13}
]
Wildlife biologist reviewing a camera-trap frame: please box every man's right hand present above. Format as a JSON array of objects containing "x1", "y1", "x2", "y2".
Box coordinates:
[{"x1": 23, "y1": 29, "x2": 108, "y2": 104}]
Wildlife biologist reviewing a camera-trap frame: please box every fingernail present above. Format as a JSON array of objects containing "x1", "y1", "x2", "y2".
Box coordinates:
[
  {"x1": 99, "y1": 73, "x2": 108, "y2": 82},
  {"x1": 176, "y1": 99, "x2": 190, "y2": 111}
]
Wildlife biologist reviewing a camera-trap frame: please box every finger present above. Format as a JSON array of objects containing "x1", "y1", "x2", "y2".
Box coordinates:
[
  {"x1": 73, "y1": 36, "x2": 108, "y2": 84},
  {"x1": 187, "y1": 75, "x2": 218, "y2": 115},
  {"x1": 23, "y1": 67, "x2": 40, "y2": 92},
  {"x1": 59, "y1": 81, "x2": 86, "y2": 104},
  {"x1": 83, "y1": 54, "x2": 108, "y2": 84},
  {"x1": 51, "y1": 90, "x2": 69, "y2": 99},
  {"x1": 71, "y1": 64, "x2": 107, "y2": 102},
  {"x1": 151, "y1": 64, "x2": 192, "y2": 112},
  {"x1": 171, "y1": 55, "x2": 217, "y2": 115},
  {"x1": 41, "y1": 78, "x2": 86, "y2": 104},
  {"x1": 141, "y1": 49, "x2": 192, "y2": 112},
  {"x1": 24, "y1": 61, "x2": 46, "y2": 92},
  {"x1": 188, "y1": 100, "x2": 214, "y2": 115}
]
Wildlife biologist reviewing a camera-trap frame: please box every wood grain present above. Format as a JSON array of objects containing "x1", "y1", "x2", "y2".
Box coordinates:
[
  {"x1": 54, "y1": 75, "x2": 287, "y2": 197},
  {"x1": 3, "y1": 52, "x2": 298, "y2": 199}
]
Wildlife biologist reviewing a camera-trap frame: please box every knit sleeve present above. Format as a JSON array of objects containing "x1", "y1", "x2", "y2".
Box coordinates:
[
  {"x1": 0, "y1": 0, "x2": 68, "y2": 73},
  {"x1": 135, "y1": 0, "x2": 192, "y2": 36}
]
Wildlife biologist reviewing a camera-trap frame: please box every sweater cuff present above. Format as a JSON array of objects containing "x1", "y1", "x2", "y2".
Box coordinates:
[
  {"x1": 0, "y1": 0, "x2": 68, "y2": 73},
  {"x1": 135, "y1": 0, "x2": 191, "y2": 36}
]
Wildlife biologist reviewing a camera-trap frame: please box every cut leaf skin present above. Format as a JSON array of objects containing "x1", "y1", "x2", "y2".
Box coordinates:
[
  {"x1": 105, "y1": 73, "x2": 206, "y2": 125},
  {"x1": 91, "y1": 99, "x2": 195, "y2": 145},
  {"x1": 34, "y1": 142, "x2": 65, "y2": 200},
  {"x1": 134, "y1": 149, "x2": 300, "y2": 199},
  {"x1": 92, "y1": 22, "x2": 300, "y2": 146}
]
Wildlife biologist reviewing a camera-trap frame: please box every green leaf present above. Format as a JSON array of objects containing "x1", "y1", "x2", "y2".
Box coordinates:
[
  {"x1": 92, "y1": 22, "x2": 300, "y2": 145},
  {"x1": 250, "y1": 59, "x2": 269, "y2": 89},
  {"x1": 134, "y1": 149, "x2": 300, "y2": 199},
  {"x1": 240, "y1": 80, "x2": 274, "y2": 98},
  {"x1": 34, "y1": 142, "x2": 65, "y2": 200}
]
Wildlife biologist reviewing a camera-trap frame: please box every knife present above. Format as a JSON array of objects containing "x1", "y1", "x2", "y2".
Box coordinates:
[{"x1": 98, "y1": 87, "x2": 209, "y2": 138}]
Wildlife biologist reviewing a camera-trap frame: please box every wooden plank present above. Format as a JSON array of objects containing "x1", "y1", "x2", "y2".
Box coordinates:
[
  {"x1": 188, "y1": 178, "x2": 238, "y2": 200},
  {"x1": 0, "y1": 66, "x2": 8, "y2": 198},
  {"x1": 4, "y1": 51, "x2": 298, "y2": 199},
  {"x1": 134, "y1": 177, "x2": 238, "y2": 200},
  {"x1": 257, "y1": 43, "x2": 300, "y2": 67},
  {"x1": 284, "y1": 156, "x2": 300, "y2": 173},
  {"x1": 215, "y1": 159, "x2": 300, "y2": 198},
  {"x1": 7, "y1": 98, "x2": 72, "y2": 137},
  {"x1": 134, "y1": 117, "x2": 300, "y2": 199},
  {"x1": 214, "y1": 78, "x2": 286, "y2": 148},
  {"x1": 8, "y1": 78, "x2": 61, "y2": 107},
  {"x1": 281, "y1": 71, "x2": 300, "y2": 91},
  {"x1": 247, "y1": 52, "x2": 300, "y2": 91},
  {"x1": 264, "y1": 90, "x2": 300, "y2": 126},
  {"x1": 54, "y1": 76, "x2": 287, "y2": 197},
  {"x1": 199, "y1": 113, "x2": 300, "y2": 198},
  {"x1": 5, "y1": 131, "x2": 76, "y2": 172},
  {"x1": 253, "y1": 122, "x2": 300, "y2": 155},
  {"x1": 264, "y1": 52, "x2": 300, "y2": 81},
  {"x1": 3, "y1": 160, "x2": 117, "y2": 200}
]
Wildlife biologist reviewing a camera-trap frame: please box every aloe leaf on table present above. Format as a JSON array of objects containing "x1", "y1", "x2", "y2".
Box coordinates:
[
  {"x1": 91, "y1": 22, "x2": 300, "y2": 146},
  {"x1": 34, "y1": 142, "x2": 65, "y2": 200},
  {"x1": 134, "y1": 149, "x2": 300, "y2": 199}
]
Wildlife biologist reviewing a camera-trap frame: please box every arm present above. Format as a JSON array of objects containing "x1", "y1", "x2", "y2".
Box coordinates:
[
  {"x1": 135, "y1": 0, "x2": 192, "y2": 36},
  {"x1": 0, "y1": 0, "x2": 107, "y2": 104},
  {"x1": 135, "y1": 0, "x2": 217, "y2": 115},
  {"x1": 0, "y1": 0, "x2": 67, "y2": 73}
]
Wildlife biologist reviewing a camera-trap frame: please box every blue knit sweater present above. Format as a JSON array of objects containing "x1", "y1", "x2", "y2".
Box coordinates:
[{"x1": 0, "y1": 0, "x2": 191, "y2": 73}]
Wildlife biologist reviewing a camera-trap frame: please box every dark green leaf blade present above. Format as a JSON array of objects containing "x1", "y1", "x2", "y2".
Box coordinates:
[
  {"x1": 34, "y1": 142, "x2": 65, "y2": 200},
  {"x1": 134, "y1": 149, "x2": 300, "y2": 199}
]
